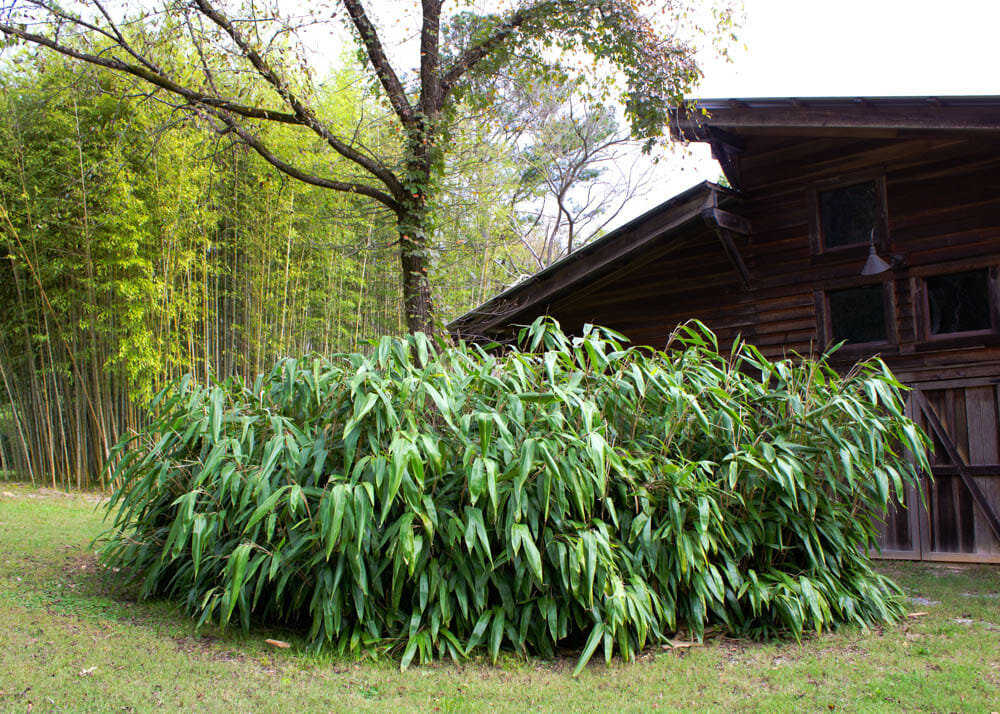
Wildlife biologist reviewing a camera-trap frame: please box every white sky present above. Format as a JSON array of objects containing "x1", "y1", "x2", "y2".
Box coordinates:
[
  {"x1": 701, "y1": 0, "x2": 1000, "y2": 98},
  {"x1": 628, "y1": 0, "x2": 1000, "y2": 219},
  {"x1": 299, "y1": 0, "x2": 999, "y2": 225}
]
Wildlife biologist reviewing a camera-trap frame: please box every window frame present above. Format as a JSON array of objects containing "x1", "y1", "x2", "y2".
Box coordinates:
[
  {"x1": 807, "y1": 171, "x2": 890, "y2": 257},
  {"x1": 816, "y1": 278, "x2": 897, "y2": 356},
  {"x1": 912, "y1": 263, "x2": 1000, "y2": 344}
]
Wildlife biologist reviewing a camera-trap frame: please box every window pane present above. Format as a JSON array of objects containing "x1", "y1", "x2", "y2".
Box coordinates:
[
  {"x1": 829, "y1": 285, "x2": 887, "y2": 344},
  {"x1": 819, "y1": 181, "x2": 879, "y2": 249},
  {"x1": 926, "y1": 270, "x2": 992, "y2": 335}
]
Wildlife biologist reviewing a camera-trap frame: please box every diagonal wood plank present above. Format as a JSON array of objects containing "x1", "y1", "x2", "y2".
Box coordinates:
[{"x1": 914, "y1": 390, "x2": 1000, "y2": 544}]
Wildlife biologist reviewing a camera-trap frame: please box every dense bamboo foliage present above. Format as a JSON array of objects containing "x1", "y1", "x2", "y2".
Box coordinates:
[
  {"x1": 0, "y1": 59, "x2": 524, "y2": 488},
  {"x1": 99, "y1": 319, "x2": 930, "y2": 672}
]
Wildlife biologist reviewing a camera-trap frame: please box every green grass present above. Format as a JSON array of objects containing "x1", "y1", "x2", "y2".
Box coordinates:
[{"x1": 1, "y1": 481, "x2": 998, "y2": 713}]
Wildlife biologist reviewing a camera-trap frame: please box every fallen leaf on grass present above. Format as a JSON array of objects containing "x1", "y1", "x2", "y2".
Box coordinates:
[
  {"x1": 906, "y1": 612, "x2": 929, "y2": 618},
  {"x1": 265, "y1": 639, "x2": 291, "y2": 649},
  {"x1": 79, "y1": 666, "x2": 97, "y2": 677}
]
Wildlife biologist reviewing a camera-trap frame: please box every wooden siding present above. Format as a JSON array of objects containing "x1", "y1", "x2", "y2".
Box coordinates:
[
  {"x1": 490, "y1": 133, "x2": 1000, "y2": 364},
  {"x1": 737, "y1": 134, "x2": 1000, "y2": 365},
  {"x1": 536, "y1": 228, "x2": 757, "y2": 349}
]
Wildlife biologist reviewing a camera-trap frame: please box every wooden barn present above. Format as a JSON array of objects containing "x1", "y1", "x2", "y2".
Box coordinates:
[{"x1": 450, "y1": 95, "x2": 1000, "y2": 564}]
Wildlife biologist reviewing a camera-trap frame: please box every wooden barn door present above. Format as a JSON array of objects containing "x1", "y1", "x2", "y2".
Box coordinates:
[
  {"x1": 879, "y1": 383, "x2": 1000, "y2": 563},
  {"x1": 874, "y1": 393, "x2": 924, "y2": 559}
]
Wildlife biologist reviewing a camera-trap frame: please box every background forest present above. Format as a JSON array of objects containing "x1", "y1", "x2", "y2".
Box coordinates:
[{"x1": 0, "y1": 53, "x2": 648, "y2": 489}]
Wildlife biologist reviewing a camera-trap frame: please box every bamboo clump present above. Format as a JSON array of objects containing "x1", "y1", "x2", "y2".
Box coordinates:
[{"x1": 98, "y1": 319, "x2": 930, "y2": 672}]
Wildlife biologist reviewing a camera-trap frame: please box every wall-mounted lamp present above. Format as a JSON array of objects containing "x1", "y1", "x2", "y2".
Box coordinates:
[{"x1": 860, "y1": 228, "x2": 901, "y2": 275}]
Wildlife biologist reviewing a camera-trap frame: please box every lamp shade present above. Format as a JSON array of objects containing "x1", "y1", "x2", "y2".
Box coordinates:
[{"x1": 861, "y1": 244, "x2": 891, "y2": 275}]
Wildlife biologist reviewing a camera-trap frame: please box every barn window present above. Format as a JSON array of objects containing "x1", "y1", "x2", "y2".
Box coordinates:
[
  {"x1": 818, "y1": 180, "x2": 880, "y2": 250},
  {"x1": 827, "y1": 284, "x2": 888, "y2": 344},
  {"x1": 926, "y1": 269, "x2": 993, "y2": 335}
]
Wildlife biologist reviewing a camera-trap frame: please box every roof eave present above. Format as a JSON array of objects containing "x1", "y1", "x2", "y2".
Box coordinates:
[
  {"x1": 448, "y1": 181, "x2": 736, "y2": 338},
  {"x1": 670, "y1": 95, "x2": 1000, "y2": 140}
]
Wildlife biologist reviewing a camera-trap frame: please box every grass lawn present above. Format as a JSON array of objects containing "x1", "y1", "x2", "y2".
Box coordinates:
[{"x1": 1, "y1": 482, "x2": 998, "y2": 713}]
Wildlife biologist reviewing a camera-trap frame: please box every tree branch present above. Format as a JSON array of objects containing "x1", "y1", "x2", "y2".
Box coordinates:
[
  {"x1": 208, "y1": 110, "x2": 400, "y2": 211},
  {"x1": 90, "y1": 0, "x2": 163, "y2": 75},
  {"x1": 440, "y1": 1, "x2": 567, "y2": 96},
  {"x1": 18, "y1": 0, "x2": 161, "y2": 76},
  {"x1": 0, "y1": 22, "x2": 302, "y2": 124},
  {"x1": 419, "y1": 0, "x2": 443, "y2": 115},
  {"x1": 2, "y1": 9, "x2": 408, "y2": 202},
  {"x1": 340, "y1": 0, "x2": 414, "y2": 125},
  {"x1": 192, "y1": 0, "x2": 406, "y2": 201}
]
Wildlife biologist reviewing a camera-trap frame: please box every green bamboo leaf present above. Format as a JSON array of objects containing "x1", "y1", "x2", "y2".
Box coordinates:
[
  {"x1": 322, "y1": 486, "x2": 348, "y2": 559},
  {"x1": 469, "y1": 458, "x2": 485, "y2": 505},
  {"x1": 584, "y1": 532, "x2": 597, "y2": 606},
  {"x1": 210, "y1": 388, "x2": 223, "y2": 444},
  {"x1": 489, "y1": 609, "x2": 505, "y2": 663},
  {"x1": 421, "y1": 384, "x2": 455, "y2": 429},
  {"x1": 588, "y1": 432, "x2": 607, "y2": 479},
  {"x1": 400, "y1": 636, "x2": 419, "y2": 671},
  {"x1": 191, "y1": 514, "x2": 206, "y2": 576},
  {"x1": 522, "y1": 535, "x2": 544, "y2": 585},
  {"x1": 519, "y1": 438, "x2": 536, "y2": 482},
  {"x1": 485, "y1": 458, "x2": 498, "y2": 511},
  {"x1": 355, "y1": 392, "x2": 378, "y2": 420},
  {"x1": 382, "y1": 440, "x2": 407, "y2": 522},
  {"x1": 225, "y1": 543, "x2": 252, "y2": 623},
  {"x1": 572, "y1": 623, "x2": 604, "y2": 677},
  {"x1": 464, "y1": 611, "x2": 492, "y2": 655},
  {"x1": 478, "y1": 413, "x2": 492, "y2": 453},
  {"x1": 517, "y1": 392, "x2": 557, "y2": 403},
  {"x1": 245, "y1": 485, "x2": 290, "y2": 531}
]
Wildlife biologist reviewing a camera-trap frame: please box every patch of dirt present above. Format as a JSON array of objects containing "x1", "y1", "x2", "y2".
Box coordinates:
[
  {"x1": 169, "y1": 633, "x2": 252, "y2": 665},
  {"x1": 913, "y1": 563, "x2": 984, "y2": 575},
  {"x1": 61, "y1": 552, "x2": 99, "y2": 575},
  {"x1": 60, "y1": 551, "x2": 135, "y2": 598},
  {"x1": 0, "y1": 483, "x2": 105, "y2": 504}
]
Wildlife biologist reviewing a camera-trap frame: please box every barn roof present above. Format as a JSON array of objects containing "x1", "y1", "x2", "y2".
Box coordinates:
[
  {"x1": 670, "y1": 95, "x2": 1000, "y2": 191},
  {"x1": 448, "y1": 95, "x2": 1000, "y2": 339},
  {"x1": 448, "y1": 180, "x2": 738, "y2": 339},
  {"x1": 671, "y1": 95, "x2": 1000, "y2": 135}
]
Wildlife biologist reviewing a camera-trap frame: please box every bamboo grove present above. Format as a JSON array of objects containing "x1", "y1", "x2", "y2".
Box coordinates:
[{"x1": 0, "y1": 57, "x2": 531, "y2": 489}]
